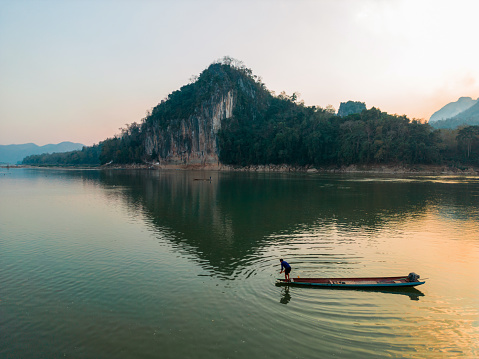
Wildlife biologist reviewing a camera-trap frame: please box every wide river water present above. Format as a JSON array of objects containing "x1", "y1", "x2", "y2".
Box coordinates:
[{"x1": 1, "y1": 168, "x2": 478, "y2": 358}]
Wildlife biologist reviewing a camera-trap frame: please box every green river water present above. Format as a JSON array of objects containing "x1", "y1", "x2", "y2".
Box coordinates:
[{"x1": 1, "y1": 168, "x2": 478, "y2": 358}]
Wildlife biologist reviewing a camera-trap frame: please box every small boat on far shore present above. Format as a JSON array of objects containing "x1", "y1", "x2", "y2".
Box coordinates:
[{"x1": 276, "y1": 273, "x2": 425, "y2": 288}]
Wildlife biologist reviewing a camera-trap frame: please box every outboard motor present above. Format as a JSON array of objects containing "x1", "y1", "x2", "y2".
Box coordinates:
[{"x1": 408, "y1": 272, "x2": 420, "y2": 282}]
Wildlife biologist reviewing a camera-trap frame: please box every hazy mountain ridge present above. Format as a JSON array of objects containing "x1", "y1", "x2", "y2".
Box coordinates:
[
  {"x1": 0, "y1": 142, "x2": 84, "y2": 164},
  {"x1": 429, "y1": 97, "x2": 477, "y2": 123},
  {"x1": 449, "y1": 101, "x2": 479, "y2": 123},
  {"x1": 429, "y1": 97, "x2": 479, "y2": 129},
  {"x1": 430, "y1": 101, "x2": 479, "y2": 129}
]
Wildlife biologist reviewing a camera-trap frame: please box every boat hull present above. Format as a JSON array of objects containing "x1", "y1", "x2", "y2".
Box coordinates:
[{"x1": 276, "y1": 276, "x2": 425, "y2": 288}]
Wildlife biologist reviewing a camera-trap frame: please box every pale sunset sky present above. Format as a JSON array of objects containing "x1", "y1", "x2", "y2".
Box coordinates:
[{"x1": 1, "y1": 0, "x2": 478, "y2": 146}]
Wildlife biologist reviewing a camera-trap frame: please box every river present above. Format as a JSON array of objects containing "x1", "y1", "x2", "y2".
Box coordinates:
[{"x1": 1, "y1": 168, "x2": 478, "y2": 358}]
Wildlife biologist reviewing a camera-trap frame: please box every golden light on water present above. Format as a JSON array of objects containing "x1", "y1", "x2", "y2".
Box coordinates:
[{"x1": 394, "y1": 210, "x2": 479, "y2": 356}]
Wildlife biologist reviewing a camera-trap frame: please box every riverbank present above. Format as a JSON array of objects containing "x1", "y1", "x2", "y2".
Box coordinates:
[
  {"x1": 4, "y1": 163, "x2": 478, "y2": 175},
  {"x1": 101, "y1": 163, "x2": 479, "y2": 175}
]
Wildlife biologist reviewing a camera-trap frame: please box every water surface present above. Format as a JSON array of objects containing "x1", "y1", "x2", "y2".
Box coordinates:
[{"x1": 1, "y1": 168, "x2": 478, "y2": 358}]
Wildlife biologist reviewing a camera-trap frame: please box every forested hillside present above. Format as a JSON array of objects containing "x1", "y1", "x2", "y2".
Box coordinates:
[
  {"x1": 22, "y1": 144, "x2": 101, "y2": 166},
  {"x1": 22, "y1": 59, "x2": 479, "y2": 168}
]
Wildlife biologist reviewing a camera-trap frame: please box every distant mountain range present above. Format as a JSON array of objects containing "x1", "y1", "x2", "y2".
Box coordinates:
[
  {"x1": 0, "y1": 142, "x2": 85, "y2": 164},
  {"x1": 429, "y1": 97, "x2": 479, "y2": 129}
]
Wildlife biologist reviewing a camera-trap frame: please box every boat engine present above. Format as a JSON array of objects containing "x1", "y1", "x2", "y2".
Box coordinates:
[{"x1": 408, "y1": 272, "x2": 420, "y2": 282}]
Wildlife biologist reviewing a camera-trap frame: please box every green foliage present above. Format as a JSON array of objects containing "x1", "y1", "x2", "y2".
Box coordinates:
[
  {"x1": 99, "y1": 122, "x2": 144, "y2": 164},
  {"x1": 22, "y1": 144, "x2": 102, "y2": 166},
  {"x1": 218, "y1": 102, "x2": 447, "y2": 167},
  {"x1": 456, "y1": 126, "x2": 479, "y2": 163},
  {"x1": 218, "y1": 97, "x2": 338, "y2": 166}
]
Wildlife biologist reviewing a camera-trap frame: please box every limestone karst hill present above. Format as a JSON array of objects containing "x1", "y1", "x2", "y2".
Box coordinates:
[
  {"x1": 22, "y1": 58, "x2": 479, "y2": 168},
  {"x1": 135, "y1": 60, "x2": 271, "y2": 167}
]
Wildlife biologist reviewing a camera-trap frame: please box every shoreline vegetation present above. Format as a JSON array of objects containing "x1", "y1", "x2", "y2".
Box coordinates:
[
  {"x1": 18, "y1": 59, "x2": 479, "y2": 172},
  {"x1": 4, "y1": 163, "x2": 478, "y2": 175}
]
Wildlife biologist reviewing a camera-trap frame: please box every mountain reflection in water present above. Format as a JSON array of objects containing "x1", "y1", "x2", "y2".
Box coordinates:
[
  {"x1": 83, "y1": 171, "x2": 390, "y2": 272},
  {"x1": 84, "y1": 170, "x2": 476, "y2": 277},
  {"x1": 2, "y1": 168, "x2": 478, "y2": 359}
]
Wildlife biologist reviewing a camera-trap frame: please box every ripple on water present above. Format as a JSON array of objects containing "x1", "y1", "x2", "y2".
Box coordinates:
[
  {"x1": 2, "y1": 169, "x2": 478, "y2": 359},
  {"x1": 213, "y1": 229, "x2": 476, "y2": 358}
]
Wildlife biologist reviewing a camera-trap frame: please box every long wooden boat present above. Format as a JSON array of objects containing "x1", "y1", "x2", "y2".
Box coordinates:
[{"x1": 276, "y1": 274, "x2": 425, "y2": 288}]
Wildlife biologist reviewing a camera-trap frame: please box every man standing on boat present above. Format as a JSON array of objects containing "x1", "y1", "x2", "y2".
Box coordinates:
[{"x1": 280, "y1": 259, "x2": 291, "y2": 282}]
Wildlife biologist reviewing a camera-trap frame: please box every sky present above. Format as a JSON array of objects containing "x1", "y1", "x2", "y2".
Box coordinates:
[{"x1": 1, "y1": 0, "x2": 478, "y2": 146}]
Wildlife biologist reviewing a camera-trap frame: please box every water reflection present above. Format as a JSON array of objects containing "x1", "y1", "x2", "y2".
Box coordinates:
[
  {"x1": 276, "y1": 283, "x2": 425, "y2": 302},
  {"x1": 3, "y1": 168, "x2": 478, "y2": 358},
  {"x1": 279, "y1": 286, "x2": 291, "y2": 305},
  {"x1": 34, "y1": 169, "x2": 479, "y2": 277},
  {"x1": 357, "y1": 286, "x2": 426, "y2": 300},
  {"x1": 97, "y1": 170, "x2": 430, "y2": 274}
]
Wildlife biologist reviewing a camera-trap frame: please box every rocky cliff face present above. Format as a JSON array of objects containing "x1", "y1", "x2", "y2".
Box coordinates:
[
  {"x1": 144, "y1": 90, "x2": 235, "y2": 166},
  {"x1": 337, "y1": 101, "x2": 367, "y2": 117},
  {"x1": 141, "y1": 62, "x2": 264, "y2": 167}
]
